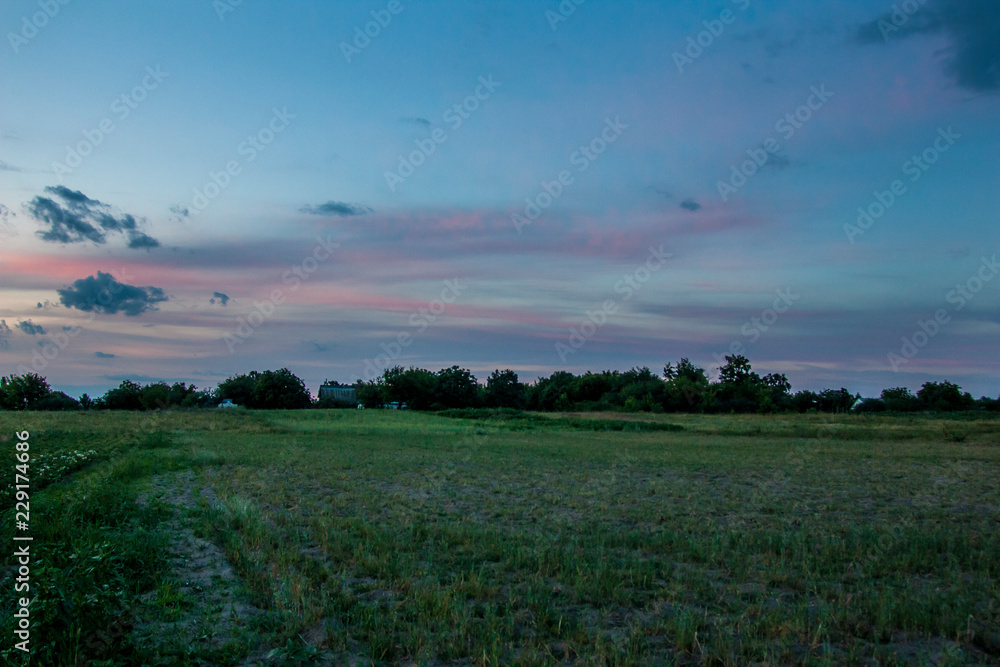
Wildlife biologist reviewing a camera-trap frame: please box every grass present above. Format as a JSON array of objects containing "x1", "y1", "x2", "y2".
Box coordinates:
[{"x1": 1, "y1": 409, "x2": 999, "y2": 665}]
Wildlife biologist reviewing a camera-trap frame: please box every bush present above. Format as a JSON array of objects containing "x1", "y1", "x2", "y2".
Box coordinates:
[{"x1": 33, "y1": 391, "x2": 80, "y2": 411}]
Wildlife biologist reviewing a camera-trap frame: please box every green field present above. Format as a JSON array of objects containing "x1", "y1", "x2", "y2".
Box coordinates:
[{"x1": 2, "y1": 410, "x2": 999, "y2": 665}]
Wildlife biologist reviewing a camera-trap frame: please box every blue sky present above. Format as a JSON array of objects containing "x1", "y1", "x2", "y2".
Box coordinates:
[{"x1": 1, "y1": 0, "x2": 999, "y2": 399}]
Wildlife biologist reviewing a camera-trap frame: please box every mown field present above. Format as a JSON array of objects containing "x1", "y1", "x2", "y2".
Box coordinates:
[{"x1": 1, "y1": 409, "x2": 999, "y2": 666}]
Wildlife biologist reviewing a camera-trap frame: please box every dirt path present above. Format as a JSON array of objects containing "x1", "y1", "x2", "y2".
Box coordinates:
[{"x1": 134, "y1": 470, "x2": 268, "y2": 662}]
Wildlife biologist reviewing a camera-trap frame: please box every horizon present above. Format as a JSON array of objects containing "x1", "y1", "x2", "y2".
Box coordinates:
[{"x1": 2, "y1": 0, "x2": 999, "y2": 400}]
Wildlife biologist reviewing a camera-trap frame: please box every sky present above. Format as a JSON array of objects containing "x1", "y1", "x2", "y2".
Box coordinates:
[{"x1": 1, "y1": 0, "x2": 999, "y2": 400}]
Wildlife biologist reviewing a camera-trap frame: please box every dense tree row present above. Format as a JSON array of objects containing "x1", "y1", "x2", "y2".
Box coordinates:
[
  {"x1": 354, "y1": 356, "x2": 999, "y2": 414},
  {"x1": 2, "y1": 357, "x2": 998, "y2": 413},
  {"x1": 0, "y1": 373, "x2": 214, "y2": 411}
]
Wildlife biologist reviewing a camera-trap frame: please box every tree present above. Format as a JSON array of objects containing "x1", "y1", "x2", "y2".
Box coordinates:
[
  {"x1": 140, "y1": 382, "x2": 172, "y2": 410},
  {"x1": 383, "y1": 366, "x2": 438, "y2": 410},
  {"x1": 251, "y1": 369, "x2": 312, "y2": 409},
  {"x1": 714, "y1": 355, "x2": 764, "y2": 412},
  {"x1": 484, "y1": 369, "x2": 526, "y2": 409},
  {"x1": 1, "y1": 373, "x2": 52, "y2": 410},
  {"x1": 718, "y1": 355, "x2": 759, "y2": 386},
  {"x1": 435, "y1": 366, "x2": 479, "y2": 409},
  {"x1": 792, "y1": 390, "x2": 820, "y2": 412},
  {"x1": 881, "y1": 387, "x2": 918, "y2": 412},
  {"x1": 356, "y1": 379, "x2": 386, "y2": 409},
  {"x1": 760, "y1": 373, "x2": 793, "y2": 411},
  {"x1": 528, "y1": 371, "x2": 577, "y2": 410},
  {"x1": 663, "y1": 359, "x2": 709, "y2": 412},
  {"x1": 217, "y1": 372, "x2": 258, "y2": 407},
  {"x1": 816, "y1": 388, "x2": 856, "y2": 413},
  {"x1": 102, "y1": 380, "x2": 144, "y2": 410},
  {"x1": 917, "y1": 381, "x2": 973, "y2": 412}
]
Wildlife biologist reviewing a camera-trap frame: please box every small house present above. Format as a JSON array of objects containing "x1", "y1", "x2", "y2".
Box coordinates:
[{"x1": 319, "y1": 384, "x2": 357, "y2": 405}]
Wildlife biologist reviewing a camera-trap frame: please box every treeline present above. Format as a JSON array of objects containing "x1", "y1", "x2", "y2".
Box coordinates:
[
  {"x1": 0, "y1": 373, "x2": 216, "y2": 411},
  {"x1": 2, "y1": 356, "x2": 998, "y2": 413},
  {"x1": 358, "y1": 356, "x2": 1000, "y2": 414}
]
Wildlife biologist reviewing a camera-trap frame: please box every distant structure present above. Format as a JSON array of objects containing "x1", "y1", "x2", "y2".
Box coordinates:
[{"x1": 318, "y1": 383, "x2": 357, "y2": 405}]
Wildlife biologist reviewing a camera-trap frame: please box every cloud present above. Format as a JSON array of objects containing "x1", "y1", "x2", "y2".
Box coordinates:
[
  {"x1": 679, "y1": 199, "x2": 702, "y2": 212},
  {"x1": 0, "y1": 160, "x2": 23, "y2": 172},
  {"x1": 94, "y1": 351, "x2": 115, "y2": 359},
  {"x1": 16, "y1": 320, "x2": 46, "y2": 335},
  {"x1": 210, "y1": 291, "x2": 230, "y2": 306},
  {"x1": 764, "y1": 153, "x2": 792, "y2": 169},
  {"x1": 56, "y1": 271, "x2": 168, "y2": 316},
  {"x1": 0, "y1": 320, "x2": 10, "y2": 349},
  {"x1": 25, "y1": 185, "x2": 160, "y2": 247},
  {"x1": 0, "y1": 204, "x2": 14, "y2": 240},
  {"x1": 168, "y1": 204, "x2": 190, "y2": 223},
  {"x1": 307, "y1": 340, "x2": 330, "y2": 353},
  {"x1": 127, "y1": 231, "x2": 160, "y2": 249},
  {"x1": 857, "y1": 0, "x2": 1000, "y2": 92},
  {"x1": 299, "y1": 201, "x2": 373, "y2": 217},
  {"x1": 402, "y1": 117, "x2": 432, "y2": 127}
]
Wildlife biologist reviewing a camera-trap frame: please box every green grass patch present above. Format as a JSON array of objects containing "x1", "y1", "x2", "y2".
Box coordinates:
[{"x1": 1, "y1": 410, "x2": 997, "y2": 664}]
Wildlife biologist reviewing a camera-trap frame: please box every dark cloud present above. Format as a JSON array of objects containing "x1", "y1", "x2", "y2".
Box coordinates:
[
  {"x1": 127, "y1": 231, "x2": 160, "y2": 249},
  {"x1": 0, "y1": 320, "x2": 10, "y2": 349},
  {"x1": 0, "y1": 204, "x2": 14, "y2": 240},
  {"x1": 735, "y1": 27, "x2": 802, "y2": 58},
  {"x1": 25, "y1": 185, "x2": 160, "y2": 247},
  {"x1": 402, "y1": 117, "x2": 432, "y2": 127},
  {"x1": 210, "y1": 291, "x2": 230, "y2": 306},
  {"x1": 95, "y1": 351, "x2": 115, "y2": 359},
  {"x1": 299, "y1": 201, "x2": 373, "y2": 217},
  {"x1": 16, "y1": 320, "x2": 46, "y2": 335},
  {"x1": 307, "y1": 340, "x2": 329, "y2": 353},
  {"x1": 679, "y1": 199, "x2": 702, "y2": 212},
  {"x1": 168, "y1": 204, "x2": 190, "y2": 224},
  {"x1": 57, "y1": 271, "x2": 168, "y2": 316},
  {"x1": 763, "y1": 152, "x2": 792, "y2": 169},
  {"x1": 857, "y1": 0, "x2": 1000, "y2": 92}
]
